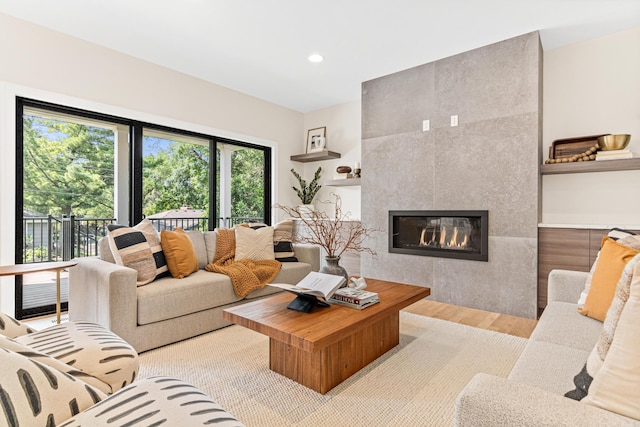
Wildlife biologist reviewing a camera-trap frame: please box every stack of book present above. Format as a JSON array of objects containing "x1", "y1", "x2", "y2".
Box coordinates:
[
  {"x1": 329, "y1": 288, "x2": 379, "y2": 309},
  {"x1": 595, "y1": 149, "x2": 633, "y2": 161}
]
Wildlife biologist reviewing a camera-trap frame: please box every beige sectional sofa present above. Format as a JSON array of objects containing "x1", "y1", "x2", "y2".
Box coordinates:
[
  {"x1": 455, "y1": 267, "x2": 640, "y2": 426},
  {"x1": 69, "y1": 230, "x2": 320, "y2": 353}
]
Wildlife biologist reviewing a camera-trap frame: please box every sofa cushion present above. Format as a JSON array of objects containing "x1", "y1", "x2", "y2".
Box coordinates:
[
  {"x1": 136, "y1": 271, "x2": 241, "y2": 325},
  {"x1": 186, "y1": 230, "x2": 208, "y2": 269},
  {"x1": 161, "y1": 228, "x2": 199, "y2": 279},
  {"x1": 0, "y1": 347, "x2": 106, "y2": 426},
  {"x1": 582, "y1": 259, "x2": 640, "y2": 419},
  {"x1": 530, "y1": 301, "x2": 603, "y2": 352},
  {"x1": 107, "y1": 219, "x2": 168, "y2": 285},
  {"x1": 508, "y1": 340, "x2": 590, "y2": 396},
  {"x1": 234, "y1": 225, "x2": 275, "y2": 261},
  {"x1": 203, "y1": 231, "x2": 217, "y2": 264},
  {"x1": 578, "y1": 236, "x2": 639, "y2": 321}
]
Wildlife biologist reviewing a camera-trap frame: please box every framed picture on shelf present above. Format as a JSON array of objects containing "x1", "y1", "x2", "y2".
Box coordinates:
[{"x1": 306, "y1": 127, "x2": 327, "y2": 153}]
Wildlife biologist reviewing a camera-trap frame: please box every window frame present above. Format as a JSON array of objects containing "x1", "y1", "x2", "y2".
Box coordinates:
[{"x1": 15, "y1": 97, "x2": 272, "y2": 319}]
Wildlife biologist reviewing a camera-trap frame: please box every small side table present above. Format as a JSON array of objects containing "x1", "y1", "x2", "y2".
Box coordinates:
[{"x1": 0, "y1": 261, "x2": 78, "y2": 324}]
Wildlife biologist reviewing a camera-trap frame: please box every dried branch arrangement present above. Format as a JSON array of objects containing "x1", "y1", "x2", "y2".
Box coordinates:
[{"x1": 276, "y1": 194, "x2": 379, "y2": 258}]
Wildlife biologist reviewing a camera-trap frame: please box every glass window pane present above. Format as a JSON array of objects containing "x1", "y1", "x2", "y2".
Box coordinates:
[{"x1": 142, "y1": 129, "x2": 210, "y2": 231}]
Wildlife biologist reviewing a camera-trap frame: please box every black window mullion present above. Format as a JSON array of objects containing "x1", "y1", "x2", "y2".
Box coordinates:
[{"x1": 131, "y1": 124, "x2": 144, "y2": 226}]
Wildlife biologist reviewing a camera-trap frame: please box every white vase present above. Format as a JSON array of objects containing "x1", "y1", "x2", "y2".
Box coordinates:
[{"x1": 298, "y1": 204, "x2": 315, "y2": 218}]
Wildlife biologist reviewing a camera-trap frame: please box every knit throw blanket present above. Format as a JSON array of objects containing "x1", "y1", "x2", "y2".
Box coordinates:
[{"x1": 205, "y1": 228, "x2": 282, "y2": 298}]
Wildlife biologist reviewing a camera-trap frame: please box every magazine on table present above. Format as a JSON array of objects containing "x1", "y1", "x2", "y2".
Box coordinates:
[
  {"x1": 331, "y1": 288, "x2": 379, "y2": 305},
  {"x1": 329, "y1": 296, "x2": 380, "y2": 310},
  {"x1": 270, "y1": 271, "x2": 346, "y2": 300}
]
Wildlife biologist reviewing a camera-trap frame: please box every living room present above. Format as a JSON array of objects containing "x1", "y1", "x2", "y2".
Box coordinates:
[{"x1": 1, "y1": 2, "x2": 640, "y2": 426}]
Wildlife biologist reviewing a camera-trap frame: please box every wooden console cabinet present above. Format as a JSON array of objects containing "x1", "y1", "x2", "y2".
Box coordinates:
[{"x1": 538, "y1": 226, "x2": 639, "y2": 311}]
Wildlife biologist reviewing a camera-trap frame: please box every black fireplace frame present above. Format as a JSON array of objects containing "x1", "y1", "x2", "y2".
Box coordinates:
[{"x1": 389, "y1": 210, "x2": 489, "y2": 261}]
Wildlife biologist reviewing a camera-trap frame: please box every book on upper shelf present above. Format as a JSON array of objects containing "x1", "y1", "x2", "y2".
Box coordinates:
[
  {"x1": 595, "y1": 149, "x2": 633, "y2": 161},
  {"x1": 333, "y1": 172, "x2": 353, "y2": 180},
  {"x1": 328, "y1": 296, "x2": 380, "y2": 310},
  {"x1": 269, "y1": 271, "x2": 346, "y2": 300},
  {"x1": 330, "y1": 288, "x2": 379, "y2": 305}
]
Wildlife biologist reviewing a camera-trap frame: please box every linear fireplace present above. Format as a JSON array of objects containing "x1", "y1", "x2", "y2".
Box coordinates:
[{"x1": 389, "y1": 210, "x2": 488, "y2": 261}]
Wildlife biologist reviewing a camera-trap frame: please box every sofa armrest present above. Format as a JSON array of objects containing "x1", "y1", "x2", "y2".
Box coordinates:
[
  {"x1": 548, "y1": 269, "x2": 589, "y2": 304},
  {"x1": 68, "y1": 257, "x2": 138, "y2": 347},
  {"x1": 456, "y1": 373, "x2": 639, "y2": 426},
  {"x1": 293, "y1": 244, "x2": 320, "y2": 272}
]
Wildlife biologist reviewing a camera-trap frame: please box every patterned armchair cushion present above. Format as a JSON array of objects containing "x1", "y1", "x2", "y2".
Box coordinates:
[
  {"x1": 0, "y1": 334, "x2": 110, "y2": 393},
  {"x1": 59, "y1": 376, "x2": 245, "y2": 427},
  {"x1": 0, "y1": 347, "x2": 106, "y2": 426},
  {"x1": 0, "y1": 311, "x2": 36, "y2": 338},
  {"x1": 16, "y1": 321, "x2": 139, "y2": 394}
]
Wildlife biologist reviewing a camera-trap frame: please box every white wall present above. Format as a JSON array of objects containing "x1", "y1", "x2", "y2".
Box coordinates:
[
  {"x1": 0, "y1": 13, "x2": 305, "y2": 313},
  {"x1": 299, "y1": 100, "x2": 362, "y2": 219},
  {"x1": 542, "y1": 26, "x2": 640, "y2": 226}
]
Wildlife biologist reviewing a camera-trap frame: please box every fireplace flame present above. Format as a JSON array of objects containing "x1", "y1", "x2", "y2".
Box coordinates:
[{"x1": 419, "y1": 225, "x2": 470, "y2": 249}]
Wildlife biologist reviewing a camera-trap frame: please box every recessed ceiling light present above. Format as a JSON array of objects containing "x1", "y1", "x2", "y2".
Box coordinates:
[{"x1": 308, "y1": 53, "x2": 324, "y2": 63}]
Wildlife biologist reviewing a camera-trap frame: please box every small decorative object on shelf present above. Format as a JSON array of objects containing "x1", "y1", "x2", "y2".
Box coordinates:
[
  {"x1": 334, "y1": 165, "x2": 353, "y2": 180},
  {"x1": 545, "y1": 144, "x2": 598, "y2": 164},
  {"x1": 354, "y1": 161, "x2": 361, "y2": 178},
  {"x1": 306, "y1": 126, "x2": 327, "y2": 153}
]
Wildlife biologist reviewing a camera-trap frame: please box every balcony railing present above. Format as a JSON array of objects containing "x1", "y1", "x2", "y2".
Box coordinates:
[{"x1": 22, "y1": 215, "x2": 263, "y2": 263}]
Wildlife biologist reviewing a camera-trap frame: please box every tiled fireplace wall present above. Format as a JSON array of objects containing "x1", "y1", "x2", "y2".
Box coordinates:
[{"x1": 361, "y1": 32, "x2": 542, "y2": 319}]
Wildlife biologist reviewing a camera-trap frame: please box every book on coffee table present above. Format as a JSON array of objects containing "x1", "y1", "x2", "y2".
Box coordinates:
[
  {"x1": 270, "y1": 271, "x2": 346, "y2": 300},
  {"x1": 328, "y1": 297, "x2": 380, "y2": 310}
]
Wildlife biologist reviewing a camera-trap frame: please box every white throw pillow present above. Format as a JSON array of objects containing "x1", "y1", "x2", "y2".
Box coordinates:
[
  {"x1": 583, "y1": 259, "x2": 640, "y2": 419},
  {"x1": 234, "y1": 225, "x2": 275, "y2": 261}
]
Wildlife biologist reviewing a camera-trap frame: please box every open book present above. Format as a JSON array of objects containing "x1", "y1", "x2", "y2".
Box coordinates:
[{"x1": 270, "y1": 271, "x2": 346, "y2": 300}]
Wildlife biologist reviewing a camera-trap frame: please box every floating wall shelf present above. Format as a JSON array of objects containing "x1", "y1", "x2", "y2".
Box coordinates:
[
  {"x1": 290, "y1": 150, "x2": 341, "y2": 163},
  {"x1": 540, "y1": 158, "x2": 640, "y2": 175},
  {"x1": 325, "y1": 178, "x2": 361, "y2": 187}
]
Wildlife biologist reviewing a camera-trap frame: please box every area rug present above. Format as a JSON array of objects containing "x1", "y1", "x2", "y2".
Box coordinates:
[{"x1": 138, "y1": 312, "x2": 527, "y2": 426}]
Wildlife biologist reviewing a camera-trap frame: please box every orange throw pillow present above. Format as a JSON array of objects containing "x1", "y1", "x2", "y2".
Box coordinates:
[
  {"x1": 579, "y1": 237, "x2": 639, "y2": 321},
  {"x1": 160, "y1": 228, "x2": 199, "y2": 279}
]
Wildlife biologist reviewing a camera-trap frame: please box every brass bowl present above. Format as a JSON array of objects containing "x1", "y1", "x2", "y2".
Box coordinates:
[{"x1": 597, "y1": 134, "x2": 631, "y2": 151}]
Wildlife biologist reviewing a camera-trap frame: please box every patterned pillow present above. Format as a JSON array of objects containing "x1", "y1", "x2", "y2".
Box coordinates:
[
  {"x1": 0, "y1": 334, "x2": 110, "y2": 394},
  {"x1": 565, "y1": 253, "x2": 640, "y2": 400},
  {"x1": 0, "y1": 311, "x2": 35, "y2": 338},
  {"x1": 273, "y1": 219, "x2": 298, "y2": 262},
  {"x1": 16, "y1": 321, "x2": 139, "y2": 395},
  {"x1": 0, "y1": 347, "x2": 106, "y2": 426},
  {"x1": 234, "y1": 225, "x2": 275, "y2": 261},
  {"x1": 107, "y1": 219, "x2": 168, "y2": 285},
  {"x1": 61, "y1": 377, "x2": 244, "y2": 427}
]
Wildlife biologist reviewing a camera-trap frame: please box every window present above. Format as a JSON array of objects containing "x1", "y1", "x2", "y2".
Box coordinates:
[{"x1": 15, "y1": 98, "x2": 272, "y2": 319}]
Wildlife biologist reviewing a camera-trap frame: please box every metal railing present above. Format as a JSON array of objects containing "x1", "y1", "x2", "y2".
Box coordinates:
[
  {"x1": 22, "y1": 215, "x2": 264, "y2": 263},
  {"x1": 23, "y1": 216, "x2": 116, "y2": 263}
]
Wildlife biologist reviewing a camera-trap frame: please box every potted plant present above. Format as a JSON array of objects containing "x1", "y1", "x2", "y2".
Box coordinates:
[
  {"x1": 277, "y1": 194, "x2": 378, "y2": 282},
  {"x1": 290, "y1": 166, "x2": 322, "y2": 216}
]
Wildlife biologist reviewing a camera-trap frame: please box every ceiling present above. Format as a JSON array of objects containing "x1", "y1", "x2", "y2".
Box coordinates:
[{"x1": 1, "y1": 0, "x2": 639, "y2": 113}]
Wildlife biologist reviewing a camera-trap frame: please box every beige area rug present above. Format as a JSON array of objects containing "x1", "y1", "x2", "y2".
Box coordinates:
[{"x1": 138, "y1": 312, "x2": 527, "y2": 426}]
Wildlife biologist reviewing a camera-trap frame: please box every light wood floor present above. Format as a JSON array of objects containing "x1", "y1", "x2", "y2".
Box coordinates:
[{"x1": 403, "y1": 299, "x2": 538, "y2": 339}]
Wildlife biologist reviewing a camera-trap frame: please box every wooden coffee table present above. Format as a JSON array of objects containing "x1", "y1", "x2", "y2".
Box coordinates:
[{"x1": 223, "y1": 278, "x2": 430, "y2": 394}]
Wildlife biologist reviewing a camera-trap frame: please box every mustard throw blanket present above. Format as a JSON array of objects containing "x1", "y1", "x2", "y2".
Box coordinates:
[{"x1": 205, "y1": 228, "x2": 282, "y2": 298}]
